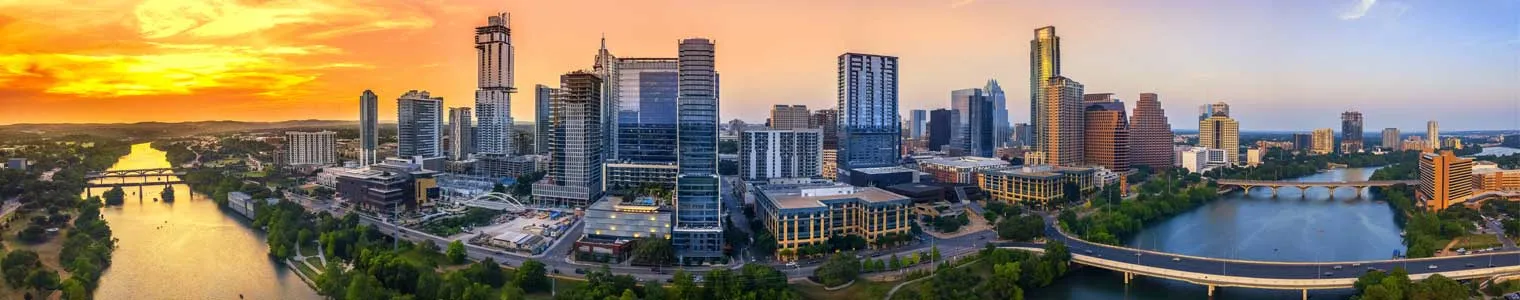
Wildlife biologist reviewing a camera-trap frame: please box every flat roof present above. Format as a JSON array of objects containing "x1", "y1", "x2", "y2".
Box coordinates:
[
  {"x1": 919, "y1": 156, "x2": 1010, "y2": 169},
  {"x1": 851, "y1": 166, "x2": 915, "y2": 175},
  {"x1": 983, "y1": 165, "x2": 1095, "y2": 179},
  {"x1": 760, "y1": 183, "x2": 909, "y2": 209},
  {"x1": 884, "y1": 183, "x2": 943, "y2": 194}
]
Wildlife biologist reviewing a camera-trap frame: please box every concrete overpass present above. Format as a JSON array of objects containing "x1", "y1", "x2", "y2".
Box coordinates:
[
  {"x1": 1214, "y1": 179, "x2": 1418, "y2": 198},
  {"x1": 1017, "y1": 214, "x2": 1520, "y2": 299}
]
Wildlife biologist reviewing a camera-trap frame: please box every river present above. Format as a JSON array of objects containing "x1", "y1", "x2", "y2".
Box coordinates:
[
  {"x1": 83, "y1": 143, "x2": 320, "y2": 299},
  {"x1": 1031, "y1": 167, "x2": 1405, "y2": 299}
]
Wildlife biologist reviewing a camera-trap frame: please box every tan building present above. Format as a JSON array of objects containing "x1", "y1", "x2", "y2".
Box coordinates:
[
  {"x1": 1402, "y1": 136, "x2": 1427, "y2": 153},
  {"x1": 918, "y1": 156, "x2": 1010, "y2": 184},
  {"x1": 1475, "y1": 168, "x2": 1520, "y2": 192},
  {"x1": 1246, "y1": 148, "x2": 1264, "y2": 167},
  {"x1": 1038, "y1": 76, "x2": 1086, "y2": 166},
  {"x1": 1128, "y1": 93, "x2": 1174, "y2": 170},
  {"x1": 1197, "y1": 102, "x2": 1239, "y2": 163},
  {"x1": 753, "y1": 182, "x2": 912, "y2": 260},
  {"x1": 1311, "y1": 128, "x2": 1335, "y2": 155},
  {"x1": 770, "y1": 105, "x2": 812, "y2": 130},
  {"x1": 1419, "y1": 150, "x2": 1473, "y2": 211},
  {"x1": 1083, "y1": 94, "x2": 1130, "y2": 172},
  {"x1": 820, "y1": 149, "x2": 838, "y2": 179},
  {"x1": 978, "y1": 165, "x2": 1097, "y2": 208},
  {"x1": 1445, "y1": 137, "x2": 1464, "y2": 150}
]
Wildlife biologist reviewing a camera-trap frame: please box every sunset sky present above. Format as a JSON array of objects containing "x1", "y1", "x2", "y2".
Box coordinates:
[{"x1": 0, "y1": 0, "x2": 1516, "y2": 131}]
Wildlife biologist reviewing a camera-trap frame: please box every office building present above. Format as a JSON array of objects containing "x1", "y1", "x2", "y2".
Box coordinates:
[
  {"x1": 1197, "y1": 101, "x2": 1238, "y2": 163},
  {"x1": 1418, "y1": 150, "x2": 1473, "y2": 211},
  {"x1": 979, "y1": 165, "x2": 1096, "y2": 208},
  {"x1": 739, "y1": 130, "x2": 823, "y2": 181},
  {"x1": 594, "y1": 38, "x2": 621, "y2": 161},
  {"x1": 673, "y1": 38, "x2": 724, "y2": 263},
  {"x1": 811, "y1": 109, "x2": 839, "y2": 150},
  {"x1": 1128, "y1": 93, "x2": 1172, "y2": 169},
  {"x1": 601, "y1": 57, "x2": 680, "y2": 163},
  {"x1": 1293, "y1": 133, "x2": 1314, "y2": 152},
  {"x1": 1013, "y1": 123, "x2": 1033, "y2": 147},
  {"x1": 1403, "y1": 137, "x2": 1428, "y2": 153},
  {"x1": 477, "y1": 154, "x2": 545, "y2": 179},
  {"x1": 1246, "y1": 148, "x2": 1263, "y2": 167},
  {"x1": 1029, "y1": 26, "x2": 1061, "y2": 151},
  {"x1": 1036, "y1": 76, "x2": 1085, "y2": 166},
  {"x1": 447, "y1": 107, "x2": 474, "y2": 160},
  {"x1": 474, "y1": 13, "x2": 514, "y2": 155},
  {"x1": 821, "y1": 150, "x2": 838, "y2": 179},
  {"x1": 951, "y1": 88, "x2": 995, "y2": 157},
  {"x1": 1177, "y1": 147, "x2": 1231, "y2": 173},
  {"x1": 1475, "y1": 168, "x2": 1520, "y2": 192},
  {"x1": 837, "y1": 53, "x2": 901, "y2": 180},
  {"x1": 359, "y1": 90, "x2": 379, "y2": 166},
  {"x1": 909, "y1": 109, "x2": 927, "y2": 139},
  {"x1": 335, "y1": 159, "x2": 440, "y2": 213},
  {"x1": 927, "y1": 109, "x2": 954, "y2": 151},
  {"x1": 534, "y1": 84, "x2": 555, "y2": 155},
  {"x1": 397, "y1": 90, "x2": 444, "y2": 158},
  {"x1": 1382, "y1": 128, "x2": 1402, "y2": 151},
  {"x1": 284, "y1": 131, "x2": 337, "y2": 166},
  {"x1": 985, "y1": 79, "x2": 1010, "y2": 147},
  {"x1": 1445, "y1": 137, "x2": 1464, "y2": 150},
  {"x1": 532, "y1": 71, "x2": 605, "y2": 207},
  {"x1": 769, "y1": 105, "x2": 811, "y2": 130},
  {"x1": 754, "y1": 182, "x2": 912, "y2": 260},
  {"x1": 1341, "y1": 110, "x2": 1363, "y2": 153},
  {"x1": 1311, "y1": 128, "x2": 1335, "y2": 155},
  {"x1": 1428, "y1": 121, "x2": 1440, "y2": 150},
  {"x1": 1083, "y1": 94, "x2": 1129, "y2": 172},
  {"x1": 918, "y1": 156, "x2": 1010, "y2": 184},
  {"x1": 605, "y1": 162, "x2": 679, "y2": 192},
  {"x1": 583, "y1": 195, "x2": 673, "y2": 240}
]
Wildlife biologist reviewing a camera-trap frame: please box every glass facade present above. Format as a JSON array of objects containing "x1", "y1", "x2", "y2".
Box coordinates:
[
  {"x1": 674, "y1": 38, "x2": 724, "y2": 262},
  {"x1": 616, "y1": 59, "x2": 680, "y2": 163},
  {"x1": 837, "y1": 53, "x2": 901, "y2": 180}
]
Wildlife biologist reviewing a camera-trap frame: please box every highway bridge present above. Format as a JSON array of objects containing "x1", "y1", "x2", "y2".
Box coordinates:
[
  {"x1": 1214, "y1": 179, "x2": 1419, "y2": 198},
  {"x1": 84, "y1": 168, "x2": 186, "y2": 198},
  {"x1": 1017, "y1": 214, "x2": 1520, "y2": 299}
]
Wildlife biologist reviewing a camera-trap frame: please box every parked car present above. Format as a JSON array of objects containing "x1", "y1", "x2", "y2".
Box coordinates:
[{"x1": 1427, "y1": 265, "x2": 1438, "y2": 270}]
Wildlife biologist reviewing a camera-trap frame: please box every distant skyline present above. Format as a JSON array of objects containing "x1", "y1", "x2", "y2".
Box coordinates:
[{"x1": 0, "y1": 0, "x2": 1516, "y2": 131}]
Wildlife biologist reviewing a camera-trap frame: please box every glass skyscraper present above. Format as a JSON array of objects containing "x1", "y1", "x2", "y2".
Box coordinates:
[
  {"x1": 836, "y1": 53, "x2": 900, "y2": 179},
  {"x1": 359, "y1": 90, "x2": 378, "y2": 166},
  {"x1": 474, "y1": 13, "x2": 515, "y2": 155},
  {"x1": 1030, "y1": 26, "x2": 1061, "y2": 150},
  {"x1": 674, "y1": 38, "x2": 723, "y2": 263},
  {"x1": 397, "y1": 90, "x2": 443, "y2": 158},
  {"x1": 615, "y1": 58, "x2": 680, "y2": 163}
]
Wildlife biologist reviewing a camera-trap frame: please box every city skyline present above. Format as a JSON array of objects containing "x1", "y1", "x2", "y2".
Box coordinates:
[{"x1": 0, "y1": 0, "x2": 1516, "y2": 131}]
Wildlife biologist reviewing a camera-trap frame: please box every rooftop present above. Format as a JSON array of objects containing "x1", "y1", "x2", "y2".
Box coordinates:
[
  {"x1": 759, "y1": 182, "x2": 909, "y2": 209},
  {"x1": 851, "y1": 166, "x2": 916, "y2": 175},
  {"x1": 983, "y1": 165, "x2": 1095, "y2": 179},
  {"x1": 919, "y1": 156, "x2": 1010, "y2": 169}
]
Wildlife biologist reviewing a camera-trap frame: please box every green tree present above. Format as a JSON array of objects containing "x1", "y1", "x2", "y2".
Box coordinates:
[
  {"x1": 814, "y1": 252, "x2": 861, "y2": 287},
  {"x1": 1408, "y1": 274, "x2": 1466, "y2": 300},
  {"x1": 989, "y1": 262, "x2": 1024, "y2": 300},
  {"x1": 515, "y1": 259, "x2": 550, "y2": 293},
  {"x1": 1062, "y1": 182, "x2": 1082, "y2": 204},
  {"x1": 344, "y1": 273, "x2": 386, "y2": 300},
  {"x1": 670, "y1": 270, "x2": 699, "y2": 300},
  {"x1": 619, "y1": 289, "x2": 638, "y2": 300},
  {"x1": 632, "y1": 237, "x2": 676, "y2": 266},
  {"x1": 642, "y1": 280, "x2": 668, "y2": 300},
  {"x1": 25, "y1": 269, "x2": 59, "y2": 293},
  {"x1": 930, "y1": 246, "x2": 941, "y2": 263},
  {"x1": 60, "y1": 278, "x2": 87, "y2": 300},
  {"x1": 446, "y1": 240, "x2": 467, "y2": 264}
]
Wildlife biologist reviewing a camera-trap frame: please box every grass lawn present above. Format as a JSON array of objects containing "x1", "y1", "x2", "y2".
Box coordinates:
[
  {"x1": 299, "y1": 241, "x2": 320, "y2": 258},
  {"x1": 793, "y1": 279, "x2": 898, "y2": 300},
  {"x1": 1456, "y1": 234, "x2": 1504, "y2": 250},
  {"x1": 293, "y1": 259, "x2": 319, "y2": 279},
  {"x1": 0, "y1": 211, "x2": 77, "y2": 299}
]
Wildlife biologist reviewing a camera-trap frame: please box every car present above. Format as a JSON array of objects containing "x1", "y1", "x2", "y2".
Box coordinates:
[
  {"x1": 1332, "y1": 265, "x2": 1343, "y2": 270},
  {"x1": 1467, "y1": 263, "x2": 1476, "y2": 268},
  {"x1": 1135, "y1": 253, "x2": 1142, "y2": 257},
  {"x1": 1351, "y1": 263, "x2": 1362, "y2": 267},
  {"x1": 1324, "y1": 272, "x2": 1333, "y2": 276},
  {"x1": 785, "y1": 262, "x2": 799, "y2": 268},
  {"x1": 1428, "y1": 265, "x2": 1438, "y2": 270},
  {"x1": 1085, "y1": 250, "x2": 1094, "y2": 254},
  {"x1": 1172, "y1": 257, "x2": 1181, "y2": 262}
]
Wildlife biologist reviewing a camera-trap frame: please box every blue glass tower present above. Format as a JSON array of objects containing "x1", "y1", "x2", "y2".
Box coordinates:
[
  {"x1": 674, "y1": 38, "x2": 723, "y2": 263},
  {"x1": 836, "y1": 53, "x2": 900, "y2": 180}
]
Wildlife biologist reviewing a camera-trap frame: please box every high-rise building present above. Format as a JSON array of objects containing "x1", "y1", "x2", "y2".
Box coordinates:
[
  {"x1": 768, "y1": 105, "x2": 811, "y2": 130},
  {"x1": 928, "y1": 109, "x2": 954, "y2": 151},
  {"x1": 612, "y1": 58, "x2": 680, "y2": 163},
  {"x1": 534, "y1": 84, "x2": 555, "y2": 155},
  {"x1": 595, "y1": 37, "x2": 621, "y2": 161},
  {"x1": 1340, "y1": 110, "x2": 1364, "y2": 153},
  {"x1": 285, "y1": 131, "x2": 337, "y2": 166},
  {"x1": 674, "y1": 38, "x2": 723, "y2": 263},
  {"x1": 1037, "y1": 76, "x2": 1084, "y2": 166},
  {"x1": 1293, "y1": 133, "x2": 1314, "y2": 152},
  {"x1": 1311, "y1": 128, "x2": 1335, "y2": 155},
  {"x1": 1382, "y1": 128, "x2": 1402, "y2": 151},
  {"x1": 951, "y1": 88, "x2": 994, "y2": 157},
  {"x1": 397, "y1": 90, "x2": 444, "y2": 158},
  {"x1": 1197, "y1": 101, "x2": 1239, "y2": 163},
  {"x1": 1083, "y1": 94, "x2": 1129, "y2": 172},
  {"x1": 1013, "y1": 123, "x2": 1033, "y2": 147},
  {"x1": 1198, "y1": 102, "x2": 1230, "y2": 122},
  {"x1": 811, "y1": 109, "x2": 839, "y2": 150},
  {"x1": 359, "y1": 90, "x2": 378, "y2": 166},
  {"x1": 909, "y1": 109, "x2": 927, "y2": 139},
  {"x1": 1029, "y1": 26, "x2": 1061, "y2": 151},
  {"x1": 1418, "y1": 150, "x2": 1473, "y2": 211},
  {"x1": 532, "y1": 71, "x2": 604, "y2": 207},
  {"x1": 739, "y1": 130, "x2": 823, "y2": 180},
  {"x1": 986, "y1": 79, "x2": 1010, "y2": 147},
  {"x1": 1427, "y1": 121, "x2": 1440, "y2": 150},
  {"x1": 1128, "y1": 93, "x2": 1172, "y2": 170},
  {"x1": 837, "y1": 53, "x2": 901, "y2": 178},
  {"x1": 474, "y1": 13, "x2": 515, "y2": 155},
  {"x1": 447, "y1": 107, "x2": 474, "y2": 160}
]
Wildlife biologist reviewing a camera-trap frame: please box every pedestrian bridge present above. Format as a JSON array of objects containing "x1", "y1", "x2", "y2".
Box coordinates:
[{"x1": 1213, "y1": 179, "x2": 1418, "y2": 198}]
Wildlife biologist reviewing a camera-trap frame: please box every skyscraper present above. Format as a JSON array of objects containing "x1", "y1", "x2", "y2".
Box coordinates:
[
  {"x1": 532, "y1": 71, "x2": 604, "y2": 207},
  {"x1": 811, "y1": 109, "x2": 839, "y2": 150},
  {"x1": 474, "y1": 13, "x2": 515, "y2": 155},
  {"x1": 837, "y1": 53, "x2": 901, "y2": 178},
  {"x1": 1128, "y1": 93, "x2": 1173, "y2": 169},
  {"x1": 928, "y1": 109, "x2": 954, "y2": 151},
  {"x1": 1382, "y1": 128, "x2": 1402, "y2": 151},
  {"x1": 769, "y1": 105, "x2": 811, "y2": 130},
  {"x1": 951, "y1": 88, "x2": 994, "y2": 157},
  {"x1": 1312, "y1": 128, "x2": 1335, "y2": 155},
  {"x1": 738, "y1": 130, "x2": 822, "y2": 180},
  {"x1": 674, "y1": 38, "x2": 723, "y2": 263},
  {"x1": 534, "y1": 84, "x2": 555, "y2": 154},
  {"x1": 398, "y1": 90, "x2": 444, "y2": 158},
  {"x1": 909, "y1": 109, "x2": 927, "y2": 140},
  {"x1": 612, "y1": 57, "x2": 680, "y2": 163},
  {"x1": 594, "y1": 37, "x2": 622, "y2": 161},
  {"x1": 1197, "y1": 102, "x2": 1239, "y2": 163},
  {"x1": 1293, "y1": 133, "x2": 1314, "y2": 152},
  {"x1": 1427, "y1": 121, "x2": 1440, "y2": 150},
  {"x1": 1083, "y1": 94, "x2": 1129, "y2": 172},
  {"x1": 359, "y1": 90, "x2": 378, "y2": 166},
  {"x1": 1037, "y1": 76, "x2": 1084, "y2": 166},
  {"x1": 985, "y1": 79, "x2": 1010, "y2": 147},
  {"x1": 285, "y1": 131, "x2": 337, "y2": 166},
  {"x1": 1029, "y1": 26, "x2": 1061, "y2": 150},
  {"x1": 1013, "y1": 123, "x2": 1032, "y2": 147},
  {"x1": 448, "y1": 107, "x2": 473, "y2": 160},
  {"x1": 1419, "y1": 150, "x2": 1473, "y2": 211},
  {"x1": 1341, "y1": 110, "x2": 1364, "y2": 153}
]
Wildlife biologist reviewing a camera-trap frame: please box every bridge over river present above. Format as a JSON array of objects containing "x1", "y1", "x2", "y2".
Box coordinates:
[
  {"x1": 999, "y1": 214, "x2": 1520, "y2": 299},
  {"x1": 1213, "y1": 179, "x2": 1418, "y2": 198}
]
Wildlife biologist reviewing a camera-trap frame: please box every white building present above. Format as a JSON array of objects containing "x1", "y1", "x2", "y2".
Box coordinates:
[
  {"x1": 1177, "y1": 147, "x2": 1231, "y2": 173},
  {"x1": 739, "y1": 130, "x2": 823, "y2": 180},
  {"x1": 285, "y1": 131, "x2": 337, "y2": 166},
  {"x1": 474, "y1": 13, "x2": 515, "y2": 155},
  {"x1": 448, "y1": 107, "x2": 474, "y2": 160},
  {"x1": 1246, "y1": 148, "x2": 1264, "y2": 167},
  {"x1": 398, "y1": 90, "x2": 444, "y2": 158}
]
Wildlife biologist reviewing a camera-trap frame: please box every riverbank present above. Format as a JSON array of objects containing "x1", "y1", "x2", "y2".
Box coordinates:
[{"x1": 0, "y1": 138, "x2": 129, "y2": 299}]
